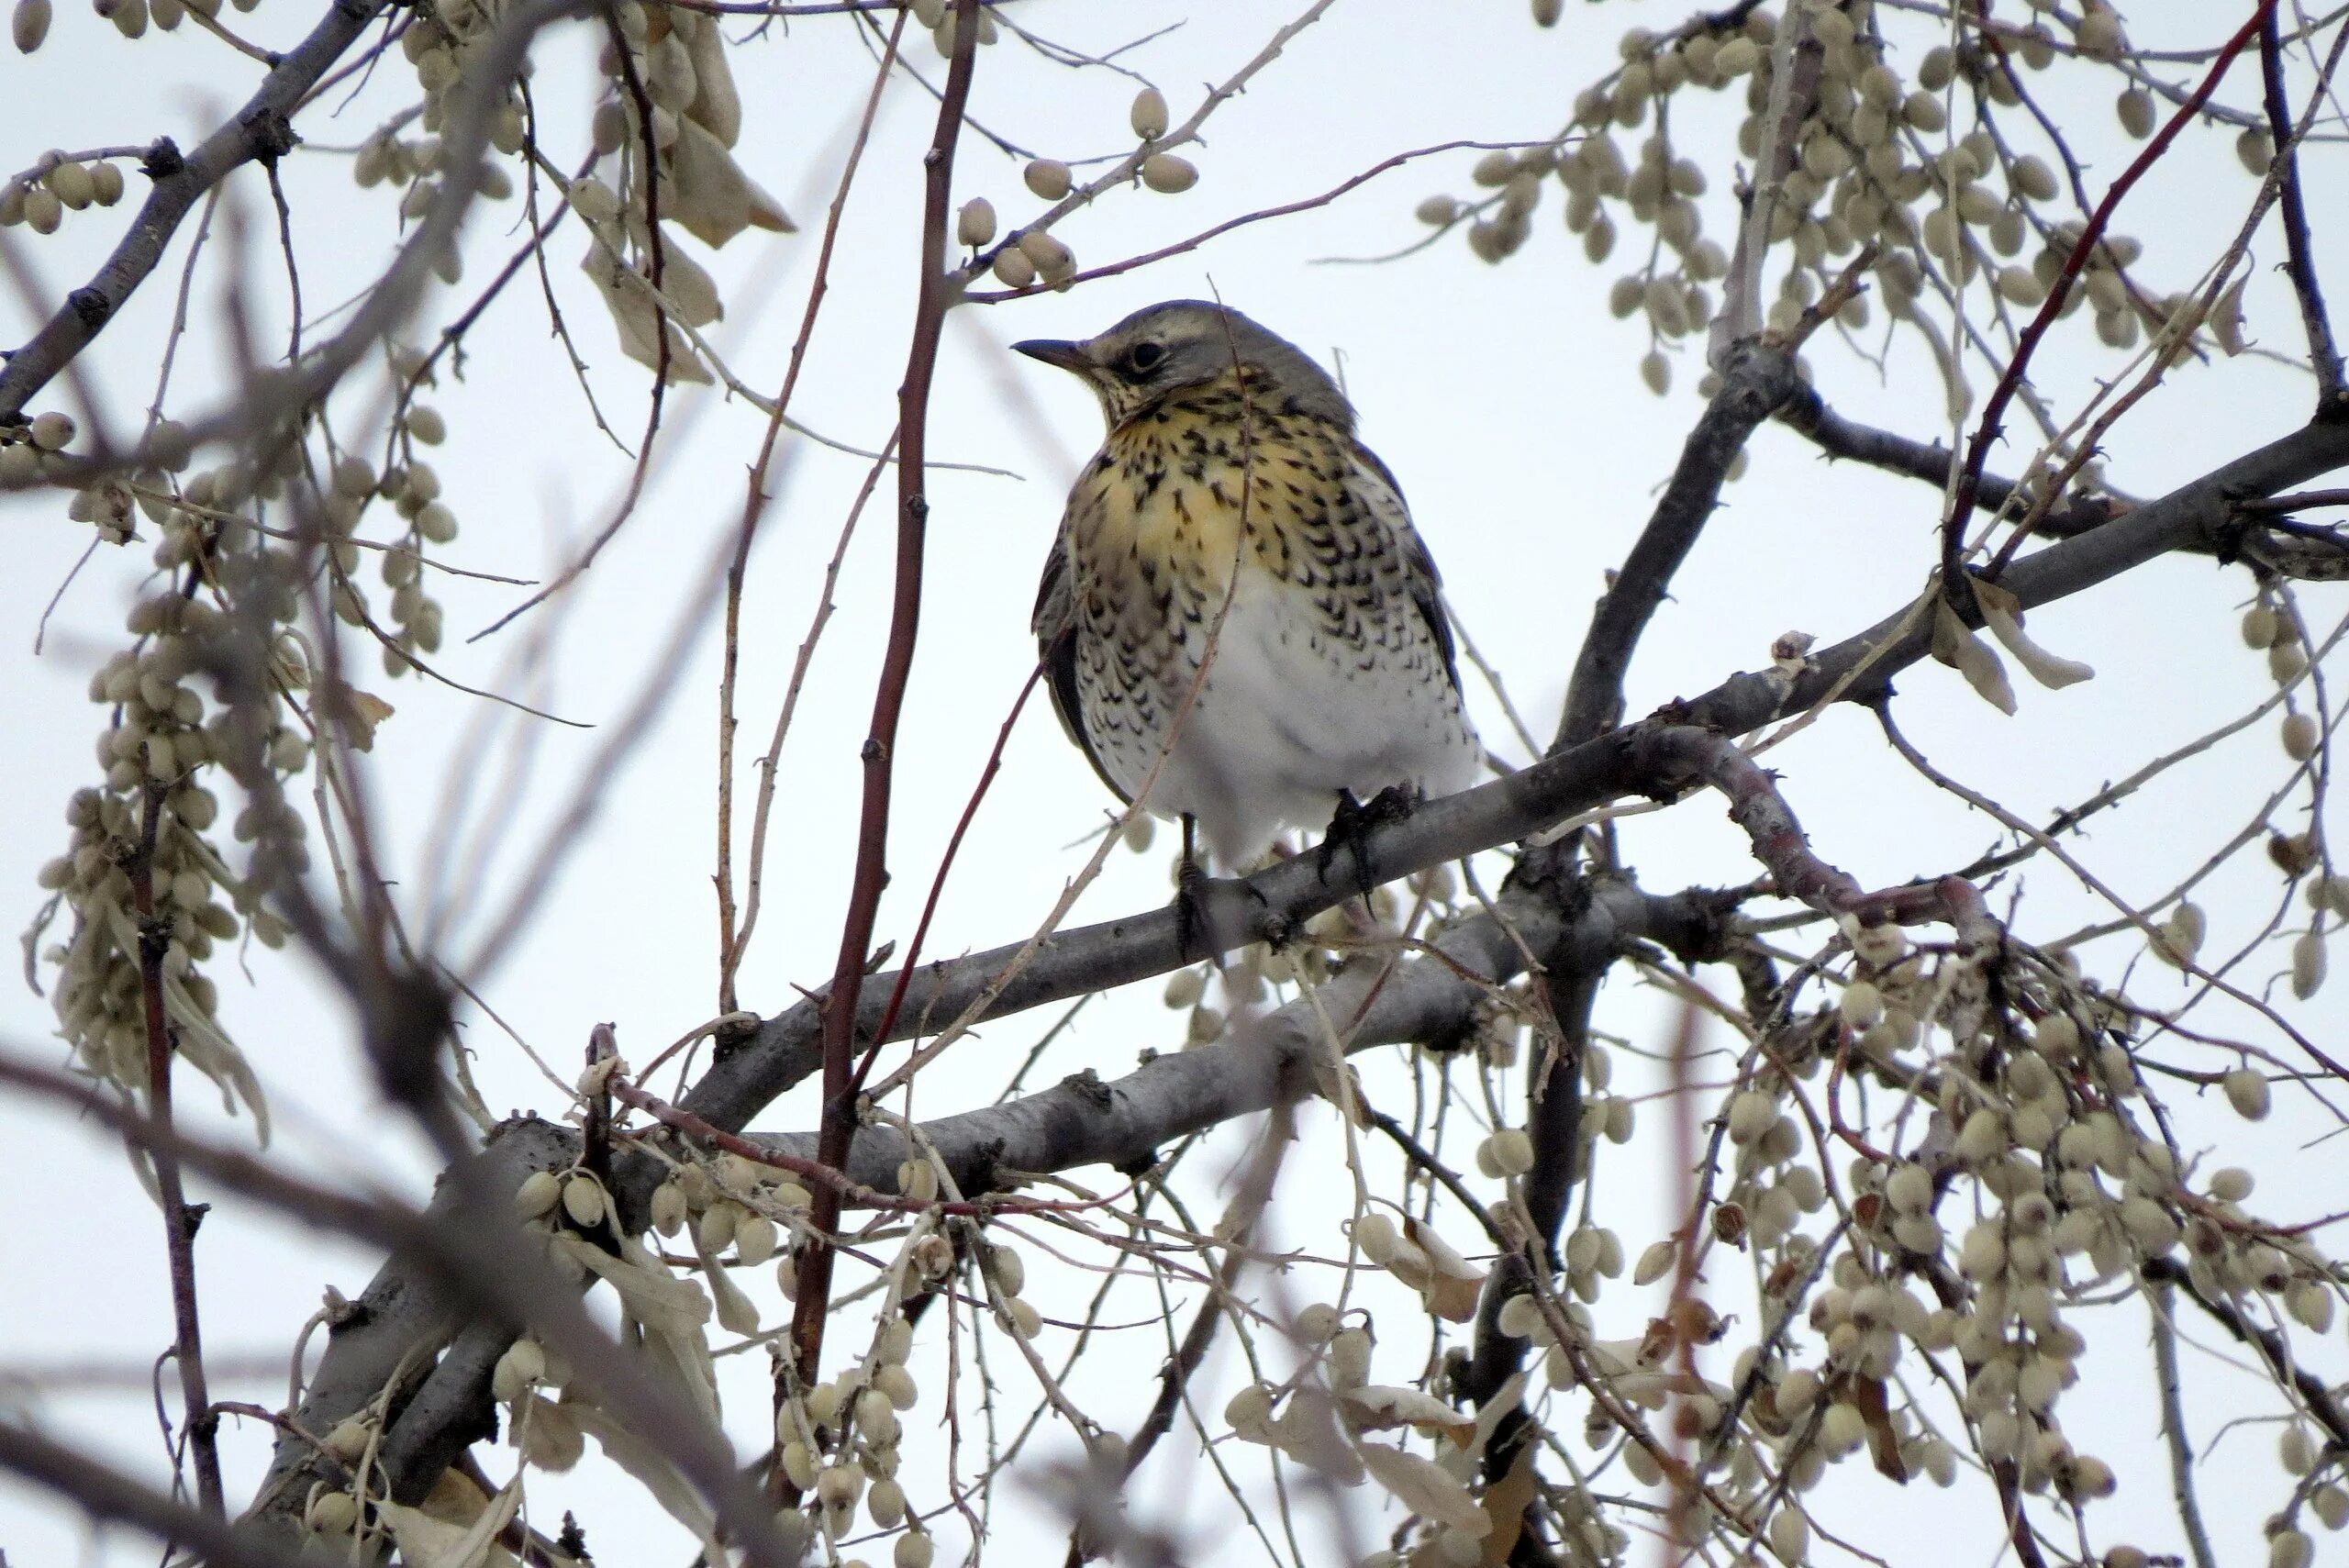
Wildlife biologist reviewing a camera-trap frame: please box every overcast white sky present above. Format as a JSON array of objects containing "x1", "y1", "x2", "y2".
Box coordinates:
[{"x1": 5, "y1": 2, "x2": 2346, "y2": 1564}]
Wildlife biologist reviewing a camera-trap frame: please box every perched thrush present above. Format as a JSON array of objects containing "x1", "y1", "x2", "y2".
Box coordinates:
[{"x1": 1020, "y1": 301, "x2": 1481, "y2": 878}]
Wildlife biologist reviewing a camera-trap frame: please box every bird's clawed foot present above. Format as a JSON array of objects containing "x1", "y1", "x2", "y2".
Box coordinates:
[
  {"x1": 1315, "y1": 784, "x2": 1419, "y2": 897},
  {"x1": 1174, "y1": 853, "x2": 1225, "y2": 970}
]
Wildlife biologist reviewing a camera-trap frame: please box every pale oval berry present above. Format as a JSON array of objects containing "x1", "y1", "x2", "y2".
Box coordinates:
[
  {"x1": 2009, "y1": 154, "x2": 2057, "y2": 203},
  {"x1": 2271, "y1": 1529, "x2": 2313, "y2": 1568},
  {"x1": 1485, "y1": 1128, "x2": 1535, "y2": 1175},
  {"x1": 2243, "y1": 604, "x2": 2280, "y2": 648},
  {"x1": 1141, "y1": 153, "x2": 1197, "y2": 194},
  {"x1": 1129, "y1": 86, "x2": 1168, "y2": 140},
  {"x1": 867, "y1": 1477, "x2": 907, "y2": 1529},
  {"x1": 2221, "y1": 1066, "x2": 2271, "y2": 1120},
  {"x1": 1632, "y1": 1239, "x2": 1675, "y2": 1285},
  {"x1": 1768, "y1": 1508, "x2": 1809, "y2": 1562},
  {"x1": 895, "y1": 1533, "x2": 934, "y2": 1568},
  {"x1": 978, "y1": 1244, "x2": 1025, "y2": 1296},
  {"x1": 990, "y1": 245, "x2": 1036, "y2": 289},
  {"x1": 1022, "y1": 159, "x2": 1071, "y2": 200},
  {"x1": 406, "y1": 405, "x2": 447, "y2": 444},
  {"x1": 1353, "y1": 1211, "x2": 1399, "y2": 1263},
  {"x1": 2237, "y1": 128, "x2": 2276, "y2": 176},
  {"x1": 2293, "y1": 932, "x2": 2327, "y2": 1000},
  {"x1": 2116, "y1": 88, "x2": 2154, "y2": 140},
  {"x1": 1726, "y1": 1088, "x2": 1776, "y2": 1142},
  {"x1": 29, "y1": 410, "x2": 75, "y2": 450},
  {"x1": 306, "y1": 1490, "x2": 359, "y2": 1534},
  {"x1": 1295, "y1": 1302, "x2": 1341, "y2": 1341},
  {"x1": 1015, "y1": 229, "x2": 1071, "y2": 272},
  {"x1": 2282, "y1": 711, "x2": 2319, "y2": 761},
  {"x1": 2076, "y1": 6, "x2": 2122, "y2": 59},
  {"x1": 955, "y1": 196, "x2": 995, "y2": 248},
  {"x1": 23, "y1": 184, "x2": 61, "y2": 233},
  {"x1": 1224, "y1": 1382, "x2": 1273, "y2": 1434},
  {"x1": 514, "y1": 1169, "x2": 562, "y2": 1219},
  {"x1": 1163, "y1": 966, "x2": 1205, "y2": 1009},
  {"x1": 1640, "y1": 350, "x2": 1669, "y2": 396},
  {"x1": 1415, "y1": 195, "x2": 1459, "y2": 226},
  {"x1": 45, "y1": 159, "x2": 91, "y2": 207},
  {"x1": 649, "y1": 1178, "x2": 686, "y2": 1235},
  {"x1": 560, "y1": 1173, "x2": 607, "y2": 1227},
  {"x1": 12, "y1": 0, "x2": 50, "y2": 51}
]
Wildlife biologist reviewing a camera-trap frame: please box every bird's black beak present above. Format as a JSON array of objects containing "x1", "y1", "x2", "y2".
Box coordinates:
[{"x1": 1012, "y1": 339, "x2": 1092, "y2": 373}]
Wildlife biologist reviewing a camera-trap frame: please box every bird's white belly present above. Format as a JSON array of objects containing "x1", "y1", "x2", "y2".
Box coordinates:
[{"x1": 1098, "y1": 570, "x2": 1480, "y2": 866}]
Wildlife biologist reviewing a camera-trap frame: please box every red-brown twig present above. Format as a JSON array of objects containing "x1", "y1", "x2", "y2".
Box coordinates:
[
  {"x1": 129, "y1": 783, "x2": 224, "y2": 1518},
  {"x1": 1946, "y1": 0, "x2": 2278, "y2": 594},
  {"x1": 787, "y1": 0, "x2": 981, "y2": 1398}
]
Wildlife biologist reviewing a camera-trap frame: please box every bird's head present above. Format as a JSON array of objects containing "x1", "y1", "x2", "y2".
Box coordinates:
[{"x1": 1013, "y1": 300, "x2": 1354, "y2": 432}]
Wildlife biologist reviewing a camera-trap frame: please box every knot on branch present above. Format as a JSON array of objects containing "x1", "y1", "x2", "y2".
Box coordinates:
[
  {"x1": 240, "y1": 106, "x2": 297, "y2": 162},
  {"x1": 68, "y1": 288, "x2": 111, "y2": 331},
  {"x1": 139, "y1": 137, "x2": 184, "y2": 179},
  {"x1": 1710, "y1": 338, "x2": 1803, "y2": 423}
]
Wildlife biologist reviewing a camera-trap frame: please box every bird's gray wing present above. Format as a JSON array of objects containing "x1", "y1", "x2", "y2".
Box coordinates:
[
  {"x1": 1032, "y1": 529, "x2": 1132, "y2": 805},
  {"x1": 1348, "y1": 441, "x2": 1463, "y2": 684}
]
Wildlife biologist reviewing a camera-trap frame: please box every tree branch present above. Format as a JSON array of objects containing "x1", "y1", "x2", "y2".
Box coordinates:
[
  {"x1": 790, "y1": 0, "x2": 981, "y2": 1417},
  {"x1": 0, "y1": 0, "x2": 391, "y2": 422},
  {"x1": 0, "y1": 1423, "x2": 320, "y2": 1568},
  {"x1": 686, "y1": 417, "x2": 2349, "y2": 1143},
  {"x1": 2258, "y1": 7, "x2": 2347, "y2": 412},
  {"x1": 1556, "y1": 340, "x2": 1801, "y2": 749}
]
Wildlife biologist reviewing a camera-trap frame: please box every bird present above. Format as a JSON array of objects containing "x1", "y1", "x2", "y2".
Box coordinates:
[{"x1": 1018, "y1": 299, "x2": 1481, "y2": 906}]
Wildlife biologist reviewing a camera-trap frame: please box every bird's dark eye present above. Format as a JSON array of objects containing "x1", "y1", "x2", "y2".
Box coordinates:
[{"x1": 1126, "y1": 341, "x2": 1167, "y2": 374}]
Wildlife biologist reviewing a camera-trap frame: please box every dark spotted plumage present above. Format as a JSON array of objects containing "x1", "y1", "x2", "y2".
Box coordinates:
[{"x1": 1020, "y1": 301, "x2": 1479, "y2": 867}]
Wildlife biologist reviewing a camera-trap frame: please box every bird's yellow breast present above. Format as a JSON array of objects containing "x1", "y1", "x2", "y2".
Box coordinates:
[{"x1": 1064, "y1": 375, "x2": 1350, "y2": 608}]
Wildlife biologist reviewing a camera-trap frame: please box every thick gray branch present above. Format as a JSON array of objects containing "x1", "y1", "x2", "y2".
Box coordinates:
[
  {"x1": 241, "y1": 1119, "x2": 574, "y2": 1541},
  {"x1": 736, "y1": 879, "x2": 1720, "y2": 1194},
  {"x1": 700, "y1": 417, "x2": 2349, "y2": 1140}
]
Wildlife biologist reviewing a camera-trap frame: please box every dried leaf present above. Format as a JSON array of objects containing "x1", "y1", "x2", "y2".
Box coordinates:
[
  {"x1": 679, "y1": 10, "x2": 741, "y2": 147},
  {"x1": 1975, "y1": 578, "x2": 2093, "y2": 689},
  {"x1": 376, "y1": 1474, "x2": 520, "y2": 1568},
  {"x1": 1402, "y1": 1216, "x2": 1486, "y2": 1323},
  {"x1": 2211, "y1": 275, "x2": 2250, "y2": 355},
  {"x1": 1358, "y1": 1440, "x2": 1490, "y2": 1535},
  {"x1": 692, "y1": 1227, "x2": 762, "y2": 1336},
  {"x1": 581, "y1": 243, "x2": 713, "y2": 384},
  {"x1": 568, "y1": 1401, "x2": 727, "y2": 1566},
  {"x1": 1853, "y1": 1375, "x2": 1910, "y2": 1483},
  {"x1": 1265, "y1": 1385, "x2": 1365, "y2": 1485},
  {"x1": 1341, "y1": 1385, "x2": 1477, "y2": 1447},
  {"x1": 1933, "y1": 600, "x2": 2017, "y2": 715},
  {"x1": 1478, "y1": 1442, "x2": 1538, "y2": 1566},
  {"x1": 665, "y1": 117, "x2": 792, "y2": 246}
]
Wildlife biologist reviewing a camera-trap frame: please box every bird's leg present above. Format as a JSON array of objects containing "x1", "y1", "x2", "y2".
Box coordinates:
[
  {"x1": 1174, "y1": 813, "x2": 1225, "y2": 969},
  {"x1": 1315, "y1": 784, "x2": 1419, "y2": 899}
]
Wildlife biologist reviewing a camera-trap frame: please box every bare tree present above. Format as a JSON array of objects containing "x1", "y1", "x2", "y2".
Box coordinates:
[{"x1": 6, "y1": 2, "x2": 2349, "y2": 1567}]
